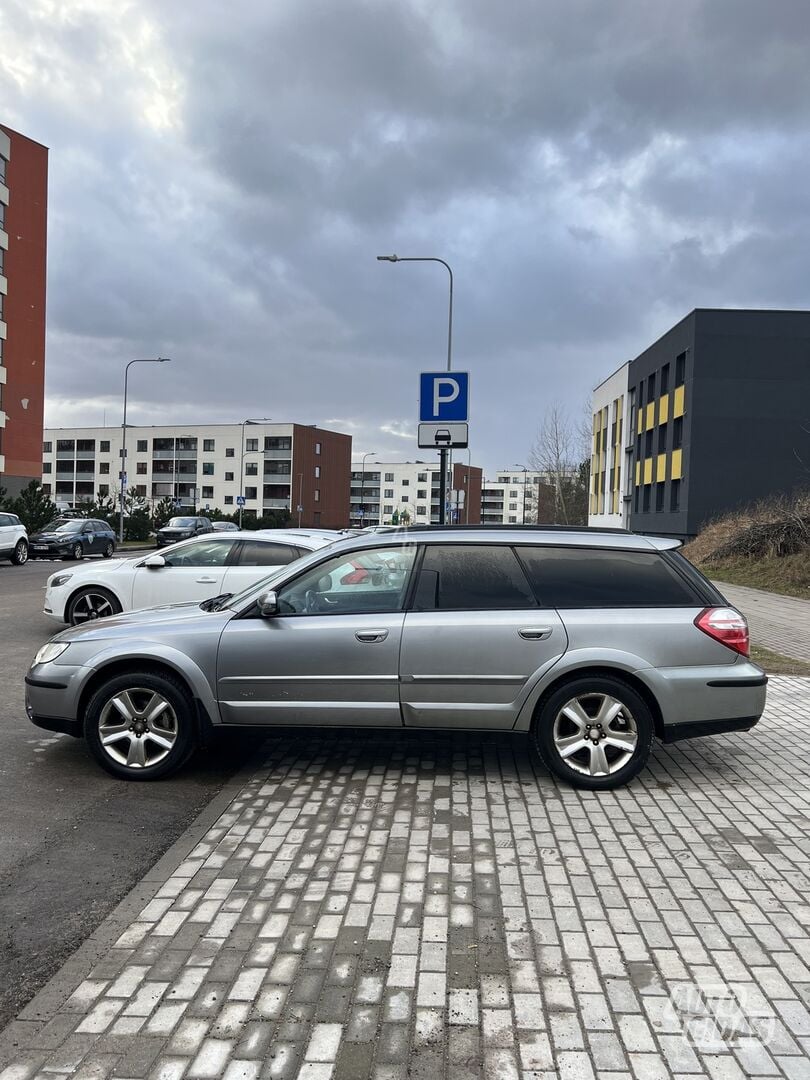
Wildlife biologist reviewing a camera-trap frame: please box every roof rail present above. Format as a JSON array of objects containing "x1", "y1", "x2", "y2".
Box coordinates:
[{"x1": 380, "y1": 524, "x2": 632, "y2": 535}]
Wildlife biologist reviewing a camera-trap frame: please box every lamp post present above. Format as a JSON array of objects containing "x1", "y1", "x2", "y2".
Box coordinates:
[
  {"x1": 464, "y1": 448, "x2": 472, "y2": 524},
  {"x1": 119, "y1": 357, "x2": 171, "y2": 542},
  {"x1": 513, "y1": 464, "x2": 529, "y2": 526},
  {"x1": 359, "y1": 451, "x2": 376, "y2": 526},
  {"x1": 239, "y1": 417, "x2": 272, "y2": 528},
  {"x1": 377, "y1": 254, "x2": 453, "y2": 525}
]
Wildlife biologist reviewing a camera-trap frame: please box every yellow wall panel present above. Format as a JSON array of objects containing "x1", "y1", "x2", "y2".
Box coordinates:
[
  {"x1": 635, "y1": 460, "x2": 641, "y2": 486},
  {"x1": 671, "y1": 448, "x2": 682, "y2": 479},
  {"x1": 658, "y1": 394, "x2": 669, "y2": 424},
  {"x1": 673, "y1": 385, "x2": 685, "y2": 417},
  {"x1": 643, "y1": 457, "x2": 653, "y2": 484},
  {"x1": 645, "y1": 402, "x2": 655, "y2": 430},
  {"x1": 656, "y1": 454, "x2": 666, "y2": 482}
]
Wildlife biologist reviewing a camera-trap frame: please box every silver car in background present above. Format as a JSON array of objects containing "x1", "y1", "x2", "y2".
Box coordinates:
[{"x1": 25, "y1": 526, "x2": 766, "y2": 789}]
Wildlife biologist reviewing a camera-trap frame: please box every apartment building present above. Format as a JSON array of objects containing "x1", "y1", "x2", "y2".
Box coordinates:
[
  {"x1": 481, "y1": 469, "x2": 559, "y2": 525},
  {"x1": 349, "y1": 460, "x2": 482, "y2": 526},
  {"x1": 0, "y1": 125, "x2": 48, "y2": 496},
  {"x1": 41, "y1": 422, "x2": 352, "y2": 530},
  {"x1": 589, "y1": 309, "x2": 810, "y2": 538}
]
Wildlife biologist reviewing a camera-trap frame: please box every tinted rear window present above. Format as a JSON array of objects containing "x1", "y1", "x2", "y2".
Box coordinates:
[
  {"x1": 516, "y1": 546, "x2": 701, "y2": 608},
  {"x1": 237, "y1": 541, "x2": 299, "y2": 567},
  {"x1": 415, "y1": 545, "x2": 536, "y2": 610}
]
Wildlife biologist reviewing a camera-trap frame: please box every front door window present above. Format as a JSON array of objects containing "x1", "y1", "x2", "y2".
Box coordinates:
[{"x1": 276, "y1": 545, "x2": 417, "y2": 615}]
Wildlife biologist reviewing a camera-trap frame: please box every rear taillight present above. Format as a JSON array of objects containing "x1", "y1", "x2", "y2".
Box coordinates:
[{"x1": 694, "y1": 607, "x2": 749, "y2": 656}]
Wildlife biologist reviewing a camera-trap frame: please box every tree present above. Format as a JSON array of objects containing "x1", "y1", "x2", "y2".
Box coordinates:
[
  {"x1": 529, "y1": 403, "x2": 591, "y2": 526},
  {"x1": 152, "y1": 497, "x2": 177, "y2": 530},
  {"x1": 7, "y1": 481, "x2": 58, "y2": 533}
]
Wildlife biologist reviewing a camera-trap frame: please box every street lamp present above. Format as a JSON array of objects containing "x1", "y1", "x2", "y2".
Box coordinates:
[
  {"x1": 119, "y1": 357, "x2": 171, "y2": 542},
  {"x1": 359, "y1": 451, "x2": 376, "y2": 526},
  {"x1": 377, "y1": 253, "x2": 454, "y2": 524},
  {"x1": 513, "y1": 464, "x2": 529, "y2": 526},
  {"x1": 239, "y1": 417, "x2": 272, "y2": 528}
]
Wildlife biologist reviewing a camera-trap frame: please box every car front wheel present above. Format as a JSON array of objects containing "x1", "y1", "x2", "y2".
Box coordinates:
[
  {"x1": 532, "y1": 675, "x2": 653, "y2": 790},
  {"x1": 67, "y1": 586, "x2": 122, "y2": 625},
  {"x1": 84, "y1": 670, "x2": 196, "y2": 780},
  {"x1": 10, "y1": 539, "x2": 28, "y2": 565}
]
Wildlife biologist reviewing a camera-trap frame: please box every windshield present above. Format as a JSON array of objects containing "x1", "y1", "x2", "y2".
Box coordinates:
[
  {"x1": 167, "y1": 517, "x2": 196, "y2": 527},
  {"x1": 53, "y1": 521, "x2": 84, "y2": 533}
]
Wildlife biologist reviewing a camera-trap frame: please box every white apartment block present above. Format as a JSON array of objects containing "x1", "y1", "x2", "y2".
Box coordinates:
[
  {"x1": 588, "y1": 362, "x2": 632, "y2": 529},
  {"x1": 481, "y1": 469, "x2": 558, "y2": 525},
  {"x1": 349, "y1": 461, "x2": 449, "y2": 526},
  {"x1": 41, "y1": 422, "x2": 352, "y2": 530}
]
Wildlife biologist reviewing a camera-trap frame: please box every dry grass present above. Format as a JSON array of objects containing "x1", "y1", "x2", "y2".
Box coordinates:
[
  {"x1": 749, "y1": 644, "x2": 810, "y2": 676},
  {"x1": 684, "y1": 491, "x2": 810, "y2": 598}
]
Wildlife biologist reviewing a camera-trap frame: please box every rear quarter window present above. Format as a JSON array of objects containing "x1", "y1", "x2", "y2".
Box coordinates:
[{"x1": 516, "y1": 546, "x2": 702, "y2": 608}]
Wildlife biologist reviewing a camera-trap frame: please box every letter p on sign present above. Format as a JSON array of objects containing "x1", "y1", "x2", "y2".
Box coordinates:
[{"x1": 419, "y1": 371, "x2": 469, "y2": 423}]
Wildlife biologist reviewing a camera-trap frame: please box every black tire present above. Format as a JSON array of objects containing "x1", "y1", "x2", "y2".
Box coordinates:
[
  {"x1": 102, "y1": 541, "x2": 115, "y2": 558},
  {"x1": 65, "y1": 542, "x2": 84, "y2": 561},
  {"x1": 531, "y1": 675, "x2": 653, "y2": 790},
  {"x1": 84, "y1": 670, "x2": 196, "y2": 780},
  {"x1": 67, "y1": 586, "x2": 122, "y2": 625},
  {"x1": 10, "y1": 539, "x2": 28, "y2": 565}
]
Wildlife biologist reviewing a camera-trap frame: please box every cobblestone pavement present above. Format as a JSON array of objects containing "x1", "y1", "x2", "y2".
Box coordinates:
[
  {"x1": 2, "y1": 676, "x2": 810, "y2": 1080},
  {"x1": 714, "y1": 581, "x2": 810, "y2": 662}
]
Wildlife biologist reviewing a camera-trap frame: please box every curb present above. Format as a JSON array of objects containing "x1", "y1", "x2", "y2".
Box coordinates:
[{"x1": 0, "y1": 748, "x2": 266, "y2": 1068}]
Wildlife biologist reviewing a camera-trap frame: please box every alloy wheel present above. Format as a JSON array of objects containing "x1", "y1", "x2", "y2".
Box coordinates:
[
  {"x1": 72, "y1": 543, "x2": 83, "y2": 560},
  {"x1": 552, "y1": 693, "x2": 638, "y2": 777},
  {"x1": 70, "y1": 591, "x2": 117, "y2": 623},
  {"x1": 13, "y1": 540, "x2": 28, "y2": 565},
  {"x1": 97, "y1": 688, "x2": 179, "y2": 769}
]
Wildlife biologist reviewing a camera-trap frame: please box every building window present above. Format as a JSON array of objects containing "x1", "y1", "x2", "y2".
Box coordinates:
[
  {"x1": 245, "y1": 463, "x2": 258, "y2": 476},
  {"x1": 202, "y1": 462, "x2": 214, "y2": 475},
  {"x1": 509, "y1": 502, "x2": 518, "y2": 511},
  {"x1": 508, "y1": 515, "x2": 517, "y2": 523},
  {"x1": 134, "y1": 485, "x2": 147, "y2": 497},
  {"x1": 43, "y1": 441, "x2": 52, "y2": 453},
  {"x1": 658, "y1": 425, "x2": 667, "y2": 453},
  {"x1": 42, "y1": 462, "x2": 52, "y2": 474},
  {"x1": 203, "y1": 439, "x2": 215, "y2": 452},
  {"x1": 660, "y1": 363, "x2": 670, "y2": 395},
  {"x1": 225, "y1": 471, "x2": 234, "y2": 481},
  {"x1": 642, "y1": 485, "x2": 651, "y2": 513},
  {"x1": 202, "y1": 486, "x2": 214, "y2": 499},
  {"x1": 673, "y1": 416, "x2": 683, "y2": 449},
  {"x1": 245, "y1": 487, "x2": 257, "y2": 499},
  {"x1": 136, "y1": 462, "x2": 147, "y2": 475},
  {"x1": 245, "y1": 438, "x2": 259, "y2": 453},
  {"x1": 41, "y1": 483, "x2": 52, "y2": 495},
  {"x1": 645, "y1": 430, "x2": 653, "y2": 457},
  {"x1": 56, "y1": 439, "x2": 75, "y2": 452},
  {"x1": 675, "y1": 351, "x2": 686, "y2": 386},
  {"x1": 417, "y1": 489, "x2": 427, "y2": 499},
  {"x1": 100, "y1": 440, "x2": 110, "y2": 453},
  {"x1": 314, "y1": 489, "x2": 320, "y2": 502},
  {"x1": 385, "y1": 473, "x2": 394, "y2": 482},
  {"x1": 224, "y1": 495, "x2": 233, "y2": 505},
  {"x1": 384, "y1": 504, "x2": 394, "y2": 514},
  {"x1": 418, "y1": 472, "x2": 427, "y2": 482},
  {"x1": 402, "y1": 479, "x2": 409, "y2": 487},
  {"x1": 655, "y1": 483, "x2": 665, "y2": 512},
  {"x1": 264, "y1": 437, "x2": 292, "y2": 451},
  {"x1": 314, "y1": 466, "x2": 320, "y2": 478},
  {"x1": 670, "y1": 479, "x2": 681, "y2": 512},
  {"x1": 137, "y1": 440, "x2": 148, "y2": 453},
  {"x1": 384, "y1": 488, "x2": 394, "y2": 498},
  {"x1": 401, "y1": 496, "x2": 408, "y2": 503},
  {"x1": 226, "y1": 447, "x2": 235, "y2": 457},
  {"x1": 315, "y1": 442, "x2": 322, "y2": 455},
  {"x1": 99, "y1": 462, "x2": 109, "y2": 475},
  {"x1": 98, "y1": 484, "x2": 109, "y2": 496}
]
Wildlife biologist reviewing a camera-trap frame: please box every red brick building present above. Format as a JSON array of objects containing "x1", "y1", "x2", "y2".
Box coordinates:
[{"x1": 0, "y1": 126, "x2": 48, "y2": 496}]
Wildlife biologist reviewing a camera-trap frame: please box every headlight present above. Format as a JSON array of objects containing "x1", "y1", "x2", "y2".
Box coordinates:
[
  {"x1": 50, "y1": 573, "x2": 73, "y2": 588},
  {"x1": 33, "y1": 642, "x2": 70, "y2": 665}
]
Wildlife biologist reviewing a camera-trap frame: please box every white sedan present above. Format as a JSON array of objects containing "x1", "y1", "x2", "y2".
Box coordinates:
[{"x1": 43, "y1": 529, "x2": 337, "y2": 625}]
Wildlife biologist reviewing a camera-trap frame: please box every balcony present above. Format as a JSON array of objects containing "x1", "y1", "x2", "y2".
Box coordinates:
[
  {"x1": 151, "y1": 450, "x2": 197, "y2": 461},
  {"x1": 263, "y1": 471, "x2": 292, "y2": 484},
  {"x1": 262, "y1": 448, "x2": 292, "y2": 460},
  {"x1": 262, "y1": 498, "x2": 291, "y2": 510}
]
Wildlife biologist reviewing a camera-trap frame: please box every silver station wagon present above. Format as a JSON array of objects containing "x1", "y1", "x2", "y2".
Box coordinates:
[{"x1": 25, "y1": 526, "x2": 766, "y2": 789}]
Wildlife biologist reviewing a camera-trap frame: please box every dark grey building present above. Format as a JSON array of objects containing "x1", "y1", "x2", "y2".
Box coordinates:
[{"x1": 590, "y1": 309, "x2": 810, "y2": 539}]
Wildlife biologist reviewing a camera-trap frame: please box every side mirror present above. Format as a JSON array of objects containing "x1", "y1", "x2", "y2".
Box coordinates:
[
  {"x1": 257, "y1": 590, "x2": 279, "y2": 617},
  {"x1": 143, "y1": 554, "x2": 166, "y2": 569}
]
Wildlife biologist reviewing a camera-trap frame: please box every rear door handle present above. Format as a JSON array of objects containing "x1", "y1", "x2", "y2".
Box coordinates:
[
  {"x1": 519, "y1": 627, "x2": 553, "y2": 640},
  {"x1": 355, "y1": 629, "x2": 389, "y2": 643},
  {"x1": 196, "y1": 576, "x2": 218, "y2": 584}
]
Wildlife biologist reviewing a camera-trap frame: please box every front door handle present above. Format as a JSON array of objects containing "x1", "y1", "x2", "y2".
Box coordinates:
[
  {"x1": 355, "y1": 629, "x2": 389, "y2": 643},
  {"x1": 196, "y1": 576, "x2": 218, "y2": 584},
  {"x1": 519, "y1": 627, "x2": 553, "y2": 640}
]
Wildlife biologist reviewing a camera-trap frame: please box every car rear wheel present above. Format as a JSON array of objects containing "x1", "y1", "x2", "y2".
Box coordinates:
[
  {"x1": 84, "y1": 670, "x2": 196, "y2": 780},
  {"x1": 10, "y1": 539, "x2": 28, "y2": 565},
  {"x1": 532, "y1": 676, "x2": 653, "y2": 790},
  {"x1": 102, "y1": 541, "x2": 114, "y2": 558},
  {"x1": 67, "y1": 586, "x2": 122, "y2": 625}
]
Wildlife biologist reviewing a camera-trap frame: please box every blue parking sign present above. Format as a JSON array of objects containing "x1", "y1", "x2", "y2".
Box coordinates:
[{"x1": 419, "y1": 372, "x2": 469, "y2": 423}]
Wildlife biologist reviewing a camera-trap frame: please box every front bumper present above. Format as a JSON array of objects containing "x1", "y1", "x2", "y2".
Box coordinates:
[
  {"x1": 30, "y1": 544, "x2": 73, "y2": 557},
  {"x1": 25, "y1": 664, "x2": 88, "y2": 737}
]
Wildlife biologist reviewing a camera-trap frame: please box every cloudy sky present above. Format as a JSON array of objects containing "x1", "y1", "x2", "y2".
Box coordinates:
[{"x1": 3, "y1": 0, "x2": 810, "y2": 473}]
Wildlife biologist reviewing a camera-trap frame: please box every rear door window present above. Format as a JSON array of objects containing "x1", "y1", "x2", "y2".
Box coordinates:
[
  {"x1": 236, "y1": 540, "x2": 300, "y2": 567},
  {"x1": 414, "y1": 545, "x2": 536, "y2": 611},
  {"x1": 516, "y1": 546, "x2": 702, "y2": 607}
]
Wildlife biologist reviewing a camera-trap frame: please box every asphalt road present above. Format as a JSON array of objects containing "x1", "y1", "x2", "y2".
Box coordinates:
[{"x1": 0, "y1": 558, "x2": 262, "y2": 1030}]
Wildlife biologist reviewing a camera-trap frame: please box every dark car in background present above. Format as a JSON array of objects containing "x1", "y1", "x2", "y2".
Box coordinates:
[
  {"x1": 155, "y1": 516, "x2": 214, "y2": 548},
  {"x1": 29, "y1": 519, "x2": 116, "y2": 560}
]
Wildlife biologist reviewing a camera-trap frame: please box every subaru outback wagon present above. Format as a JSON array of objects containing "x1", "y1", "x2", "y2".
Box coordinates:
[{"x1": 25, "y1": 527, "x2": 766, "y2": 789}]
